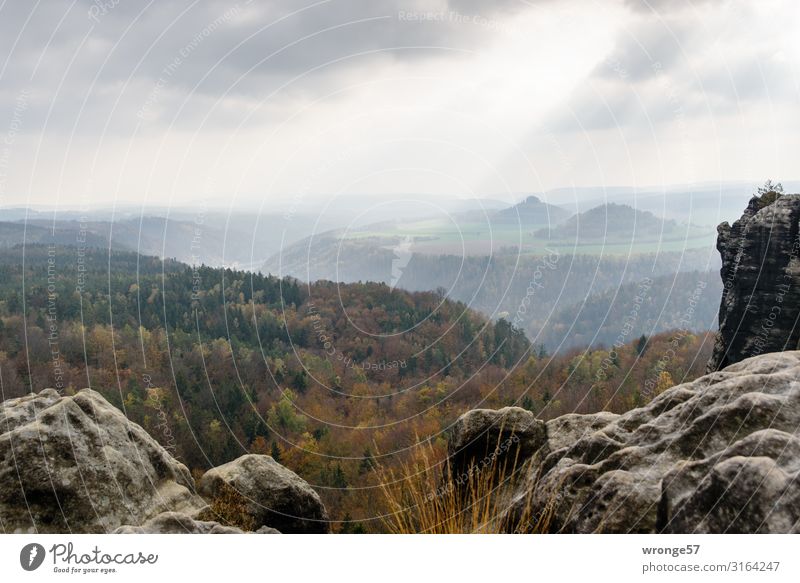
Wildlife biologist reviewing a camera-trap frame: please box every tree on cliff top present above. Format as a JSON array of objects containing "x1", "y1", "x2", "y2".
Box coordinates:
[{"x1": 755, "y1": 180, "x2": 784, "y2": 209}]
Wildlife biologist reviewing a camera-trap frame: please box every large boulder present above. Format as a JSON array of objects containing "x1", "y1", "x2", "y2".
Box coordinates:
[
  {"x1": 447, "y1": 407, "x2": 546, "y2": 479},
  {"x1": 468, "y1": 352, "x2": 800, "y2": 533},
  {"x1": 708, "y1": 193, "x2": 800, "y2": 371},
  {"x1": 0, "y1": 389, "x2": 205, "y2": 533},
  {"x1": 198, "y1": 454, "x2": 329, "y2": 533}
]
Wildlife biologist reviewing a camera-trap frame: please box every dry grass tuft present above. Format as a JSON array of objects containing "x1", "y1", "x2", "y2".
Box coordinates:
[{"x1": 377, "y1": 433, "x2": 553, "y2": 534}]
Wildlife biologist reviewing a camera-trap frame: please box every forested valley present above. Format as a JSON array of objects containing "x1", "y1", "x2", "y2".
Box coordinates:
[{"x1": 0, "y1": 244, "x2": 713, "y2": 530}]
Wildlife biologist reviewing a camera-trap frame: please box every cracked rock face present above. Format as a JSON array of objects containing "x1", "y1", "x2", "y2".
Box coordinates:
[
  {"x1": 0, "y1": 389, "x2": 205, "y2": 533},
  {"x1": 454, "y1": 352, "x2": 800, "y2": 533},
  {"x1": 708, "y1": 194, "x2": 800, "y2": 371}
]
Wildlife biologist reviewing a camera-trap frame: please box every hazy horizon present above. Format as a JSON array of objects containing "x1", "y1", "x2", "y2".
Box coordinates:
[{"x1": 3, "y1": 178, "x2": 797, "y2": 212}]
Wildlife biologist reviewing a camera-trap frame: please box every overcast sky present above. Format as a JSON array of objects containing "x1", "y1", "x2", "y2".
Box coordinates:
[{"x1": 0, "y1": 0, "x2": 798, "y2": 209}]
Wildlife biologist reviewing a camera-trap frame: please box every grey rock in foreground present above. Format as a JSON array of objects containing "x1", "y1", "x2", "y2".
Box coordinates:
[
  {"x1": 708, "y1": 193, "x2": 800, "y2": 371},
  {"x1": 198, "y1": 454, "x2": 330, "y2": 534},
  {"x1": 1, "y1": 389, "x2": 326, "y2": 534},
  {"x1": 115, "y1": 512, "x2": 243, "y2": 534},
  {"x1": 455, "y1": 352, "x2": 800, "y2": 533},
  {"x1": 114, "y1": 511, "x2": 282, "y2": 534},
  {"x1": 0, "y1": 389, "x2": 205, "y2": 533},
  {"x1": 447, "y1": 407, "x2": 546, "y2": 479}
]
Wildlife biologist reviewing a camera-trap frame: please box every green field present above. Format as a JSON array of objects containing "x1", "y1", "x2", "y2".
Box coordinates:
[{"x1": 347, "y1": 217, "x2": 717, "y2": 256}]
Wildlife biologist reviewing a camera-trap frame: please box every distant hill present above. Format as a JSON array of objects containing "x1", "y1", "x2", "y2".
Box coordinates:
[
  {"x1": 0, "y1": 221, "x2": 110, "y2": 248},
  {"x1": 551, "y1": 181, "x2": 800, "y2": 226},
  {"x1": 265, "y1": 234, "x2": 720, "y2": 351},
  {"x1": 534, "y1": 270, "x2": 721, "y2": 351},
  {"x1": 0, "y1": 214, "x2": 314, "y2": 270},
  {"x1": 491, "y1": 195, "x2": 570, "y2": 227},
  {"x1": 534, "y1": 203, "x2": 682, "y2": 242}
]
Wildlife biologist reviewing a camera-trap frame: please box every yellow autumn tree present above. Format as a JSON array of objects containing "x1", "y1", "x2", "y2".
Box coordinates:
[{"x1": 654, "y1": 371, "x2": 675, "y2": 395}]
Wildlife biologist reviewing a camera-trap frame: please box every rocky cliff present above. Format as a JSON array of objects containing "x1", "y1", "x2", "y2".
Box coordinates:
[
  {"x1": 438, "y1": 193, "x2": 800, "y2": 534},
  {"x1": 708, "y1": 193, "x2": 800, "y2": 371},
  {"x1": 0, "y1": 388, "x2": 328, "y2": 534},
  {"x1": 451, "y1": 351, "x2": 800, "y2": 533}
]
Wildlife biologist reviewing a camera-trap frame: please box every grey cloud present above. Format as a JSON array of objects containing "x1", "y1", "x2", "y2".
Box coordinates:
[
  {"x1": 1, "y1": 0, "x2": 520, "y2": 133},
  {"x1": 549, "y1": 0, "x2": 798, "y2": 136},
  {"x1": 5, "y1": 0, "x2": 506, "y2": 87},
  {"x1": 623, "y1": 0, "x2": 727, "y2": 14},
  {"x1": 446, "y1": 0, "x2": 536, "y2": 14},
  {"x1": 591, "y1": 17, "x2": 697, "y2": 82},
  {"x1": 548, "y1": 15, "x2": 698, "y2": 133}
]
